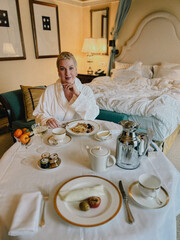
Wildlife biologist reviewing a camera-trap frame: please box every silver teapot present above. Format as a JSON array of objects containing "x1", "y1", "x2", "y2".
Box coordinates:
[{"x1": 116, "y1": 120, "x2": 153, "y2": 170}]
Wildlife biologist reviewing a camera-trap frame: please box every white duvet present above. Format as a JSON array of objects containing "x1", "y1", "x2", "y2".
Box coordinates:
[{"x1": 87, "y1": 76, "x2": 180, "y2": 140}]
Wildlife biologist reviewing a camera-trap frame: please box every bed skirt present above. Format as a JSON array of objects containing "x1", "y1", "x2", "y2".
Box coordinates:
[{"x1": 96, "y1": 109, "x2": 129, "y2": 123}]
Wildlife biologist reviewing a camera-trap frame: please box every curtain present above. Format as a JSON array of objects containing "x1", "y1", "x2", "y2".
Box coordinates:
[{"x1": 107, "y1": 0, "x2": 132, "y2": 76}]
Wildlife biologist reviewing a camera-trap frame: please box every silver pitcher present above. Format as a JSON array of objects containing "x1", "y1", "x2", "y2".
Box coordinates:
[{"x1": 116, "y1": 120, "x2": 153, "y2": 170}]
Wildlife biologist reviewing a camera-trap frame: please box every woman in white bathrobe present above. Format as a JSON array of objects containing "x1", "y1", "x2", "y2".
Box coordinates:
[{"x1": 33, "y1": 52, "x2": 99, "y2": 128}]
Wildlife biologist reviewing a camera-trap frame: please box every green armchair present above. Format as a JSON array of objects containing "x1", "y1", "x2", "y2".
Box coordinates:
[{"x1": 0, "y1": 89, "x2": 35, "y2": 138}]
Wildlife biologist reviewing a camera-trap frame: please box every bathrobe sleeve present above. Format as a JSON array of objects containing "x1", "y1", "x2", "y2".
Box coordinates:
[{"x1": 69, "y1": 84, "x2": 99, "y2": 120}]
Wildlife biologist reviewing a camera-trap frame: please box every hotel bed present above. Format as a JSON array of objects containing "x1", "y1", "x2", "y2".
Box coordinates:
[{"x1": 88, "y1": 11, "x2": 180, "y2": 153}]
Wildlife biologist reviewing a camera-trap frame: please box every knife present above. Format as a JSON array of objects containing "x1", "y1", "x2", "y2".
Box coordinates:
[{"x1": 119, "y1": 180, "x2": 134, "y2": 224}]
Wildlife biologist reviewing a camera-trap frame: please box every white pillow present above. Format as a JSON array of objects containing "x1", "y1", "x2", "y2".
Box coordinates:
[
  {"x1": 115, "y1": 61, "x2": 131, "y2": 69},
  {"x1": 160, "y1": 62, "x2": 180, "y2": 68},
  {"x1": 153, "y1": 63, "x2": 180, "y2": 80},
  {"x1": 114, "y1": 61, "x2": 153, "y2": 79},
  {"x1": 111, "y1": 62, "x2": 142, "y2": 81}
]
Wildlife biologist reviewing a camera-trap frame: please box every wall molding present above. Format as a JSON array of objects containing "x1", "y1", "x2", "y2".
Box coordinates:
[{"x1": 57, "y1": 0, "x2": 119, "y2": 7}]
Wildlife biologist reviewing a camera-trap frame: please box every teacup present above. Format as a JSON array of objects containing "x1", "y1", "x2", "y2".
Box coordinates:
[
  {"x1": 96, "y1": 130, "x2": 111, "y2": 140},
  {"x1": 52, "y1": 128, "x2": 66, "y2": 143},
  {"x1": 138, "y1": 173, "x2": 161, "y2": 199}
]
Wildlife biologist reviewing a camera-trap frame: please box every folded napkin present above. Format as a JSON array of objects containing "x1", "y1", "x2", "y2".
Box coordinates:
[
  {"x1": 59, "y1": 184, "x2": 105, "y2": 202},
  {"x1": 8, "y1": 191, "x2": 42, "y2": 236}
]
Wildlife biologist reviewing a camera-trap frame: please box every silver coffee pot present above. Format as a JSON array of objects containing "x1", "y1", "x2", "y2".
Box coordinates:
[{"x1": 116, "y1": 120, "x2": 153, "y2": 170}]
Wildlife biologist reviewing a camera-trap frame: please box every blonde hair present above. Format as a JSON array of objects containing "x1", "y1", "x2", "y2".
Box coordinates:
[{"x1": 56, "y1": 52, "x2": 77, "y2": 69}]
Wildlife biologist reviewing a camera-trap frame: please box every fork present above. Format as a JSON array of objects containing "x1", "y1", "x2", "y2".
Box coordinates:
[{"x1": 39, "y1": 194, "x2": 49, "y2": 227}]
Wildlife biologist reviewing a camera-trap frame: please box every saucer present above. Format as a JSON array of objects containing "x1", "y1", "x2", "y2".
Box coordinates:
[
  {"x1": 47, "y1": 135, "x2": 71, "y2": 146},
  {"x1": 94, "y1": 133, "x2": 112, "y2": 142},
  {"x1": 129, "y1": 181, "x2": 169, "y2": 209},
  {"x1": 37, "y1": 157, "x2": 61, "y2": 171}
]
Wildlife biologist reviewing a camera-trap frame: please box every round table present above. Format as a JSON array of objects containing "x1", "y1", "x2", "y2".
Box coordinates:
[{"x1": 0, "y1": 120, "x2": 180, "y2": 240}]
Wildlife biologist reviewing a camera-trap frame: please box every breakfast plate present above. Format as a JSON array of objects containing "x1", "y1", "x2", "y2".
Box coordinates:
[
  {"x1": 66, "y1": 120, "x2": 100, "y2": 136},
  {"x1": 54, "y1": 175, "x2": 122, "y2": 227},
  {"x1": 129, "y1": 181, "x2": 169, "y2": 209}
]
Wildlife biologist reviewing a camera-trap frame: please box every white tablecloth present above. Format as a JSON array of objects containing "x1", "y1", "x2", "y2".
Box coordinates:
[{"x1": 0, "y1": 120, "x2": 180, "y2": 240}]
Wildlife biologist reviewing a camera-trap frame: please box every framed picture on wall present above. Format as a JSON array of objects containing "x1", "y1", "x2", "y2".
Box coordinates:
[
  {"x1": 29, "y1": 0, "x2": 61, "y2": 58},
  {"x1": 0, "y1": 0, "x2": 26, "y2": 61}
]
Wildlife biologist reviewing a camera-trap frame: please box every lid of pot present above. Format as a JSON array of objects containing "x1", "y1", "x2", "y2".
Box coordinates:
[
  {"x1": 120, "y1": 120, "x2": 138, "y2": 130},
  {"x1": 90, "y1": 146, "x2": 109, "y2": 156}
]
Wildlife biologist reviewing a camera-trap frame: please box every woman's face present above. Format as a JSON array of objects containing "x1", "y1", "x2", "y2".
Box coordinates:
[{"x1": 58, "y1": 59, "x2": 77, "y2": 84}]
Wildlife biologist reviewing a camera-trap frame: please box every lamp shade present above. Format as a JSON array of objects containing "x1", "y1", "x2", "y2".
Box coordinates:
[
  {"x1": 96, "y1": 38, "x2": 107, "y2": 54},
  {"x1": 82, "y1": 38, "x2": 97, "y2": 53}
]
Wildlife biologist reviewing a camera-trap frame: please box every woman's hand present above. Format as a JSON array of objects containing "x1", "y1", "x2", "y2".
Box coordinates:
[
  {"x1": 63, "y1": 80, "x2": 80, "y2": 97},
  {"x1": 46, "y1": 118, "x2": 59, "y2": 129}
]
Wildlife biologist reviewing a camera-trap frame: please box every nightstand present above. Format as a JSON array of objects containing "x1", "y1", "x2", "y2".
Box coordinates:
[{"x1": 78, "y1": 73, "x2": 106, "y2": 84}]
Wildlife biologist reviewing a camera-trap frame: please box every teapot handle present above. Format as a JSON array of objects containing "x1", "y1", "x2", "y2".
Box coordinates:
[
  {"x1": 144, "y1": 128, "x2": 154, "y2": 155},
  {"x1": 142, "y1": 135, "x2": 149, "y2": 156},
  {"x1": 107, "y1": 155, "x2": 116, "y2": 168}
]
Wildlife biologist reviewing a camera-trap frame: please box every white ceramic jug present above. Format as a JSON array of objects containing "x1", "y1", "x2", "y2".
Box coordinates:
[{"x1": 86, "y1": 145, "x2": 116, "y2": 172}]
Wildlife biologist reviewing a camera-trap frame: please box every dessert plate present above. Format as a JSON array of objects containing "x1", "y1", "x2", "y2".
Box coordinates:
[
  {"x1": 129, "y1": 181, "x2": 169, "y2": 209},
  {"x1": 54, "y1": 175, "x2": 122, "y2": 227},
  {"x1": 94, "y1": 133, "x2": 112, "y2": 141},
  {"x1": 47, "y1": 135, "x2": 71, "y2": 146}
]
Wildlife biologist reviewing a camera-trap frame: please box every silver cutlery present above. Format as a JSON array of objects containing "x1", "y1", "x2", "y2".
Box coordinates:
[
  {"x1": 61, "y1": 121, "x2": 71, "y2": 128},
  {"x1": 39, "y1": 194, "x2": 49, "y2": 227},
  {"x1": 119, "y1": 181, "x2": 134, "y2": 224}
]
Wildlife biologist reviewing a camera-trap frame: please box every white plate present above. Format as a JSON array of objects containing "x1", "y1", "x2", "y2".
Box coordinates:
[
  {"x1": 129, "y1": 181, "x2": 169, "y2": 209},
  {"x1": 66, "y1": 120, "x2": 100, "y2": 136},
  {"x1": 47, "y1": 135, "x2": 71, "y2": 146},
  {"x1": 54, "y1": 175, "x2": 122, "y2": 227},
  {"x1": 94, "y1": 133, "x2": 112, "y2": 142}
]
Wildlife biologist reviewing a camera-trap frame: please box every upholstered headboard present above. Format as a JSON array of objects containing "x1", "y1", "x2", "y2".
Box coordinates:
[{"x1": 115, "y1": 12, "x2": 180, "y2": 65}]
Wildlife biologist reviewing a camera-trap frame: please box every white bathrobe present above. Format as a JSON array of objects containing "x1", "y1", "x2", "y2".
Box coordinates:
[{"x1": 33, "y1": 78, "x2": 99, "y2": 126}]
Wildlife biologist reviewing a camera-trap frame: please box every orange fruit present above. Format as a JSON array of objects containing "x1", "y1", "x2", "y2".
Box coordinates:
[
  {"x1": 22, "y1": 128, "x2": 30, "y2": 136},
  {"x1": 20, "y1": 133, "x2": 30, "y2": 145},
  {"x1": 14, "y1": 129, "x2": 23, "y2": 138}
]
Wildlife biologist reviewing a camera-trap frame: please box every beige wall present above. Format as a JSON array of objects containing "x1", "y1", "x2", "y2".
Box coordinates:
[
  {"x1": 0, "y1": 0, "x2": 83, "y2": 93},
  {"x1": 0, "y1": 0, "x2": 180, "y2": 93},
  {"x1": 116, "y1": 0, "x2": 180, "y2": 52}
]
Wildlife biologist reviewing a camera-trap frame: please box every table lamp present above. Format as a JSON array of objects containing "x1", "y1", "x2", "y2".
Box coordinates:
[
  {"x1": 82, "y1": 38, "x2": 97, "y2": 74},
  {"x1": 96, "y1": 38, "x2": 107, "y2": 54}
]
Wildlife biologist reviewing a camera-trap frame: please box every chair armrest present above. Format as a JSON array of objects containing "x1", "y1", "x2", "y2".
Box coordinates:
[{"x1": 0, "y1": 94, "x2": 13, "y2": 129}]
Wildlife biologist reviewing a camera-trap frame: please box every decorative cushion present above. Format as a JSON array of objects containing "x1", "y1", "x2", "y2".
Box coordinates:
[{"x1": 20, "y1": 85, "x2": 46, "y2": 122}]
